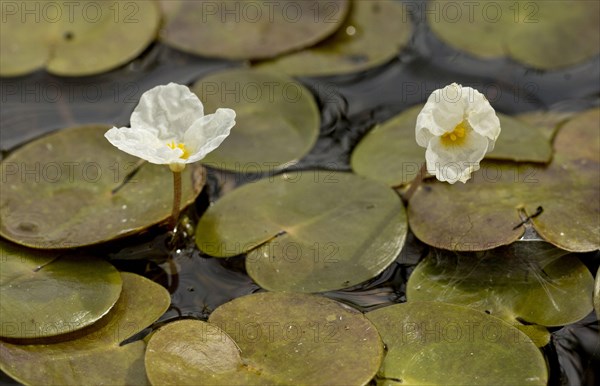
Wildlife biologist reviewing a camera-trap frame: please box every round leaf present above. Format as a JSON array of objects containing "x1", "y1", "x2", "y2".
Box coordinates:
[
  {"x1": 0, "y1": 125, "x2": 204, "y2": 249},
  {"x1": 351, "y1": 105, "x2": 552, "y2": 187},
  {"x1": 195, "y1": 172, "x2": 407, "y2": 293},
  {"x1": 149, "y1": 292, "x2": 382, "y2": 385},
  {"x1": 159, "y1": 0, "x2": 350, "y2": 60},
  {"x1": 256, "y1": 0, "x2": 412, "y2": 76},
  {"x1": 0, "y1": 240, "x2": 122, "y2": 339},
  {"x1": 406, "y1": 243, "x2": 594, "y2": 329},
  {"x1": 428, "y1": 0, "x2": 600, "y2": 69},
  {"x1": 408, "y1": 109, "x2": 599, "y2": 252},
  {"x1": 0, "y1": 1, "x2": 160, "y2": 76},
  {"x1": 0, "y1": 272, "x2": 170, "y2": 386},
  {"x1": 366, "y1": 301, "x2": 548, "y2": 385},
  {"x1": 192, "y1": 69, "x2": 320, "y2": 172}
]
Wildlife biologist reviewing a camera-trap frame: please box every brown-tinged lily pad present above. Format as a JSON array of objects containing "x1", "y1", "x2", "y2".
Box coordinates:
[
  {"x1": 406, "y1": 243, "x2": 594, "y2": 345},
  {"x1": 159, "y1": 0, "x2": 349, "y2": 60},
  {"x1": 0, "y1": 125, "x2": 204, "y2": 249},
  {"x1": 256, "y1": 0, "x2": 412, "y2": 76},
  {"x1": 147, "y1": 292, "x2": 383, "y2": 385},
  {"x1": 192, "y1": 69, "x2": 320, "y2": 172},
  {"x1": 350, "y1": 105, "x2": 552, "y2": 187},
  {"x1": 0, "y1": 272, "x2": 170, "y2": 386},
  {"x1": 0, "y1": 240, "x2": 122, "y2": 339},
  {"x1": 196, "y1": 171, "x2": 407, "y2": 293},
  {"x1": 408, "y1": 108, "x2": 599, "y2": 252},
  {"x1": 366, "y1": 301, "x2": 547, "y2": 385},
  {"x1": 428, "y1": 0, "x2": 600, "y2": 69},
  {"x1": 0, "y1": 1, "x2": 160, "y2": 76}
]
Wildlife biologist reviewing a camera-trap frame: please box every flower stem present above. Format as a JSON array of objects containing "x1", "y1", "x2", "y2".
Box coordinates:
[
  {"x1": 403, "y1": 163, "x2": 427, "y2": 202},
  {"x1": 170, "y1": 171, "x2": 182, "y2": 230}
]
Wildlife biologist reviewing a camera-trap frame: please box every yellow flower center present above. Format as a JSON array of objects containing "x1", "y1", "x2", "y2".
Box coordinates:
[
  {"x1": 167, "y1": 141, "x2": 191, "y2": 159},
  {"x1": 441, "y1": 120, "x2": 468, "y2": 146}
]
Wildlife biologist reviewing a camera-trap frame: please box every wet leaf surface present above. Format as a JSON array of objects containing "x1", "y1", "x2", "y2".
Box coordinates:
[
  {"x1": 192, "y1": 69, "x2": 320, "y2": 172},
  {"x1": 428, "y1": 1, "x2": 600, "y2": 69},
  {"x1": 0, "y1": 125, "x2": 204, "y2": 249},
  {"x1": 256, "y1": 0, "x2": 412, "y2": 76},
  {"x1": 367, "y1": 301, "x2": 548, "y2": 385},
  {"x1": 146, "y1": 294, "x2": 389, "y2": 384},
  {"x1": 0, "y1": 272, "x2": 170, "y2": 386},
  {"x1": 351, "y1": 105, "x2": 553, "y2": 187},
  {"x1": 406, "y1": 242, "x2": 594, "y2": 343},
  {"x1": 159, "y1": 0, "x2": 349, "y2": 60},
  {"x1": 0, "y1": 1, "x2": 160, "y2": 76},
  {"x1": 196, "y1": 172, "x2": 407, "y2": 292},
  {"x1": 408, "y1": 109, "x2": 599, "y2": 252},
  {"x1": 0, "y1": 240, "x2": 122, "y2": 339}
]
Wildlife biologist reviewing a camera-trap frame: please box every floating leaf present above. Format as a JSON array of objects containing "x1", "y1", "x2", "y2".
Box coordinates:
[
  {"x1": 351, "y1": 105, "x2": 552, "y2": 187},
  {"x1": 192, "y1": 69, "x2": 319, "y2": 172},
  {"x1": 256, "y1": 0, "x2": 412, "y2": 76},
  {"x1": 196, "y1": 172, "x2": 407, "y2": 292},
  {"x1": 0, "y1": 125, "x2": 204, "y2": 249},
  {"x1": 366, "y1": 301, "x2": 548, "y2": 385},
  {"x1": 428, "y1": 0, "x2": 600, "y2": 69},
  {"x1": 0, "y1": 240, "x2": 122, "y2": 339},
  {"x1": 0, "y1": 272, "x2": 170, "y2": 386},
  {"x1": 0, "y1": 1, "x2": 160, "y2": 76},
  {"x1": 408, "y1": 109, "x2": 599, "y2": 252},
  {"x1": 147, "y1": 292, "x2": 384, "y2": 385},
  {"x1": 406, "y1": 243, "x2": 594, "y2": 345},
  {"x1": 159, "y1": 0, "x2": 349, "y2": 60}
]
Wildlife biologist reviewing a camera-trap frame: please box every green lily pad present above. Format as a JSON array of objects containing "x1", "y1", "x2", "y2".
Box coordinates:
[
  {"x1": 159, "y1": 0, "x2": 349, "y2": 60},
  {"x1": 350, "y1": 105, "x2": 552, "y2": 187},
  {"x1": 146, "y1": 292, "x2": 383, "y2": 385},
  {"x1": 366, "y1": 301, "x2": 548, "y2": 385},
  {"x1": 192, "y1": 69, "x2": 320, "y2": 172},
  {"x1": 406, "y1": 243, "x2": 594, "y2": 343},
  {"x1": 408, "y1": 108, "x2": 599, "y2": 252},
  {"x1": 428, "y1": 0, "x2": 599, "y2": 69},
  {"x1": 196, "y1": 171, "x2": 407, "y2": 292},
  {"x1": 256, "y1": 0, "x2": 412, "y2": 76},
  {"x1": 0, "y1": 1, "x2": 160, "y2": 76},
  {"x1": 0, "y1": 240, "x2": 122, "y2": 339},
  {"x1": 0, "y1": 125, "x2": 204, "y2": 249},
  {"x1": 0, "y1": 272, "x2": 170, "y2": 386}
]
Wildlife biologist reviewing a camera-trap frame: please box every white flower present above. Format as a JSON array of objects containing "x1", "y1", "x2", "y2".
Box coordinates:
[
  {"x1": 105, "y1": 83, "x2": 235, "y2": 172},
  {"x1": 415, "y1": 83, "x2": 501, "y2": 184}
]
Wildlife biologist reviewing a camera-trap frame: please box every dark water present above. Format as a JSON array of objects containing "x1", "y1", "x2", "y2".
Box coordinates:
[{"x1": 1, "y1": 3, "x2": 599, "y2": 385}]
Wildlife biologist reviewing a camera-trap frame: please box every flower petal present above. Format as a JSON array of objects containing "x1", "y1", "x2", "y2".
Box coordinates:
[
  {"x1": 184, "y1": 108, "x2": 236, "y2": 163},
  {"x1": 425, "y1": 130, "x2": 489, "y2": 184},
  {"x1": 130, "y1": 83, "x2": 205, "y2": 140},
  {"x1": 105, "y1": 126, "x2": 182, "y2": 165},
  {"x1": 416, "y1": 83, "x2": 466, "y2": 146},
  {"x1": 464, "y1": 87, "x2": 501, "y2": 142}
]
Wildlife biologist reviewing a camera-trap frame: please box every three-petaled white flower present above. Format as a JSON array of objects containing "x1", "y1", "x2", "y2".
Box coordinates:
[
  {"x1": 415, "y1": 83, "x2": 501, "y2": 184},
  {"x1": 105, "y1": 83, "x2": 235, "y2": 172}
]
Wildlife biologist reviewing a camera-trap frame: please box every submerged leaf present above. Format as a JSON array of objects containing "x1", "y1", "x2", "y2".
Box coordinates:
[
  {"x1": 192, "y1": 69, "x2": 320, "y2": 172},
  {"x1": 256, "y1": 0, "x2": 412, "y2": 76},
  {"x1": 0, "y1": 240, "x2": 122, "y2": 339},
  {"x1": 195, "y1": 172, "x2": 407, "y2": 292},
  {"x1": 0, "y1": 272, "x2": 170, "y2": 386},
  {"x1": 0, "y1": 125, "x2": 204, "y2": 249},
  {"x1": 366, "y1": 301, "x2": 548, "y2": 385}
]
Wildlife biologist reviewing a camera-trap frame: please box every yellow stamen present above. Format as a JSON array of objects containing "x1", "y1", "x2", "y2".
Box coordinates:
[
  {"x1": 441, "y1": 121, "x2": 468, "y2": 146},
  {"x1": 167, "y1": 141, "x2": 190, "y2": 159}
]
